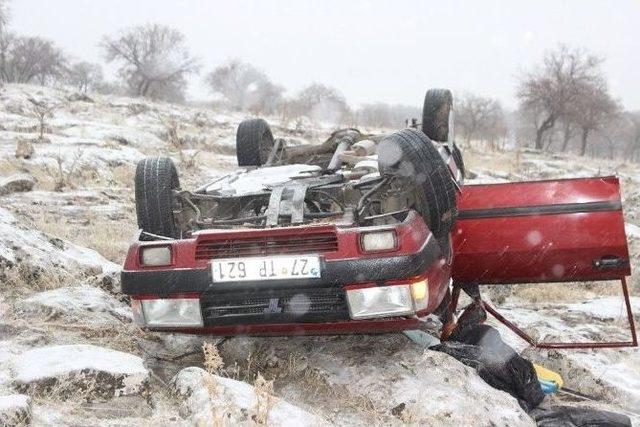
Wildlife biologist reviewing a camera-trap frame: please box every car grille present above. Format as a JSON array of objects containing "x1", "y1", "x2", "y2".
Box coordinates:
[
  {"x1": 200, "y1": 287, "x2": 350, "y2": 325},
  {"x1": 195, "y1": 231, "x2": 338, "y2": 260}
]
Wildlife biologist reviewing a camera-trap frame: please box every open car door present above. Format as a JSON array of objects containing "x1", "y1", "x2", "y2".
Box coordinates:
[{"x1": 451, "y1": 176, "x2": 636, "y2": 349}]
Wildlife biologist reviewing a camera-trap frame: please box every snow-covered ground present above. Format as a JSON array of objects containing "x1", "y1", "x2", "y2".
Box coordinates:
[{"x1": 0, "y1": 83, "x2": 638, "y2": 425}]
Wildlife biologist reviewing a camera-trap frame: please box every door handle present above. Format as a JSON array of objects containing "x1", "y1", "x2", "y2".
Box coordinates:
[{"x1": 593, "y1": 256, "x2": 629, "y2": 270}]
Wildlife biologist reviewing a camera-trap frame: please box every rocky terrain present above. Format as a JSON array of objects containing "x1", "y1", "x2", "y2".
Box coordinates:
[{"x1": 0, "y1": 83, "x2": 639, "y2": 426}]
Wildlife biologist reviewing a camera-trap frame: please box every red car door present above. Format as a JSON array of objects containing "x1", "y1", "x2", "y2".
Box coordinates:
[
  {"x1": 450, "y1": 176, "x2": 635, "y2": 349},
  {"x1": 452, "y1": 176, "x2": 630, "y2": 285}
]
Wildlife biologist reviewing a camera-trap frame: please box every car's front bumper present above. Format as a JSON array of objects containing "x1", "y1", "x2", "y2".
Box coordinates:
[
  {"x1": 121, "y1": 234, "x2": 441, "y2": 295},
  {"x1": 121, "y1": 212, "x2": 451, "y2": 334}
]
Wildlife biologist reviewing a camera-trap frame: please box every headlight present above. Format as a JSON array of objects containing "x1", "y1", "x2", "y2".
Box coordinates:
[
  {"x1": 140, "y1": 246, "x2": 172, "y2": 266},
  {"x1": 360, "y1": 230, "x2": 397, "y2": 252},
  {"x1": 346, "y1": 285, "x2": 414, "y2": 320},
  {"x1": 411, "y1": 279, "x2": 429, "y2": 312},
  {"x1": 140, "y1": 298, "x2": 203, "y2": 327}
]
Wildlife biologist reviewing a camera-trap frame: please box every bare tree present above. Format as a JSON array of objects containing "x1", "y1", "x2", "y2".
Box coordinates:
[
  {"x1": 517, "y1": 45, "x2": 604, "y2": 150},
  {"x1": 0, "y1": 34, "x2": 67, "y2": 84},
  {"x1": 102, "y1": 23, "x2": 199, "y2": 102},
  {"x1": 571, "y1": 78, "x2": 619, "y2": 156},
  {"x1": 205, "y1": 60, "x2": 283, "y2": 113},
  {"x1": 0, "y1": 0, "x2": 9, "y2": 35},
  {"x1": 66, "y1": 61, "x2": 104, "y2": 93},
  {"x1": 292, "y1": 83, "x2": 350, "y2": 124},
  {"x1": 626, "y1": 112, "x2": 640, "y2": 162},
  {"x1": 455, "y1": 93, "x2": 505, "y2": 146}
]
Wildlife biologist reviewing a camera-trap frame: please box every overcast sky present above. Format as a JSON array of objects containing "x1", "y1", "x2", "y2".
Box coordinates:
[{"x1": 11, "y1": 0, "x2": 640, "y2": 109}]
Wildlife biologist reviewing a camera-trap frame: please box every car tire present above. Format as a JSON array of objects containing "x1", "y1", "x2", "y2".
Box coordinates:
[
  {"x1": 236, "y1": 118, "x2": 274, "y2": 166},
  {"x1": 422, "y1": 89, "x2": 453, "y2": 142},
  {"x1": 135, "y1": 157, "x2": 181, "y2": 239},
  {"x1": 377, "y1": 128, "x2": 457, "y2": 240}
]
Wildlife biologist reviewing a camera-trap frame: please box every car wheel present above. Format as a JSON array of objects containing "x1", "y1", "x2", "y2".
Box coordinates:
[
  {"x1": 422, "y1": 89, "x2": 453, "y2": 142},
  {"x1": 135, "y1": 157, "x2": 181, "y2": 239},
  {"x1": 236, "y1": 118, "x2": 274, "y2": 166},
  {"x1": 377, "y1": 128, "x2": 457, "y2": 240}
]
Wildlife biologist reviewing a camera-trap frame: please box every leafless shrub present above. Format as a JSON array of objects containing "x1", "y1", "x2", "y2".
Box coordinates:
[
  {"x1": 43, "y1": 150, "x2": 84, "y2": 191},
  {"x1": 26, "y1": 97, "x2": 56, "y2": 141},
  {"x1": 178, "y1": 149, "x2": 200, "y2": 170},
  {"x1": 156, "y1": 113, "x2": 183, "y2": 148}
]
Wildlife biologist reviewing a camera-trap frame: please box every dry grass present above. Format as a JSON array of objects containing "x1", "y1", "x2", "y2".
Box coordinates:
[
  {"x1": 1, "y1": 262, "x2": 79, "y2": 294},
  {"x1": 462, "y1": 145, "x2": 521, "y2": 177},
  {"x1": 28, "y1": 209, "x2": 137, "y2": 263},
  {"x1": 111, "y1": 164, "x2": 136, "y2": 187},
  {"x1": 203, "y1": 342, "x2": 225, "y2": 376},
  {"x1": 252, "y1": 373, "x2": 275, "y2": 425}
]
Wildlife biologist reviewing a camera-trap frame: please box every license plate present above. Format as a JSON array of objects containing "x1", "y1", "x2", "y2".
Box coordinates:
[{"x1": 211, "y1": 255, "x2": 321, "y2": 282}]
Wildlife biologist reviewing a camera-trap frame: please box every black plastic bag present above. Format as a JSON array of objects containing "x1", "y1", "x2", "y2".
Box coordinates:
[
  {"x1": 433, "y1": 324, "x2": 545, "y2": 412},
  {"x1": 531, "y1": 405, "x2": 632, "y2": 427}
]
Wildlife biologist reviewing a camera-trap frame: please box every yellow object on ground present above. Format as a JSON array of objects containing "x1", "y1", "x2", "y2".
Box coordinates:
[{"x1": 534, "y1": 363, "x2": 564, "y2": 388}]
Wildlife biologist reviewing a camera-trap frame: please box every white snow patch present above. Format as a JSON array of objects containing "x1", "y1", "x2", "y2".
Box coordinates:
[
  {"x1": 0, "y1": 394, "x2": 30, "y2": 412},
  {"x1": 12, "y1": 344, "x2": 148, "y2": 396},
  {"x1": 565, "y1": 296, "x2": 640, "y2": 319},
  {"x1": 625, "y1": 222, "x2": 640, "y2": 239},
  {"x1": 206, "y1": 164, "x2": 321, "y2": 195},
  {"x1": 172, "y1": 367, "x2": 324, "y2": 426},
  {"x1": 0, "y1": 207, "x2": 118, "y2": 273},
  {"x1": 21, "y1": 284, "x2": 131, "y2": 326}
]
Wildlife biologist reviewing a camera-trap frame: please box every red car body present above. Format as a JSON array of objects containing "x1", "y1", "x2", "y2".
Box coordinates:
[{"x1": 122, "y1": 175, "x2": 634, "y2": 346}]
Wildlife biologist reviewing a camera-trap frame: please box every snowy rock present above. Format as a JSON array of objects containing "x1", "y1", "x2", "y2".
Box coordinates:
[
  {"x1": 20, "y1": 284, "x2": 131, "y2": 326},
  {"x1": 0, "y1": 207, "x2": 118, "y2": 274},
  {"x1": 12, "y1": 344, "x2": 149, "y2": 399},
  {"x1": 218, "y1": 335, "x2": 534, "y2": 426},
  {"x1": 0, "y1": 174, "x2": 35, "y2": 196},
  {"x1": 172, "y1": 367, "x2": 325, "y2": 426},
  {"x1": 0, "y1": 394, "x2": 31, "y2": 426},
  {"x1": 84, "y1": 270, "x2": 122, "y2": 295}
]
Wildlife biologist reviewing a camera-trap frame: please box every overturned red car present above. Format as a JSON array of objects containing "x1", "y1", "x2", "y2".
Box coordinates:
[{"x1": 121, "y1": 89, "x2": 635, "y2": 348}]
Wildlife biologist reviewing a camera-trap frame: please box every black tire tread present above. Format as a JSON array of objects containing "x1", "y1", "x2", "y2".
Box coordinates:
[
  {"x1": 236, "y1": 118, "x2": 274, "y2": 166},
  {"x1": 378, "y1": 129, "x2": 457, "y2": 239},
  {"x1": 422, "y1": 89, "x2": 453, "y2": 142},
  {"x1": 135, "y1": 157, "x2": 180, "y2": 239}
]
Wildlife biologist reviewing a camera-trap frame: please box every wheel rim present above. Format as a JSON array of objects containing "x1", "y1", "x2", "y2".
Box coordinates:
[{"x1": 259, "y1": 130, "x2": 274, "y2": 164}]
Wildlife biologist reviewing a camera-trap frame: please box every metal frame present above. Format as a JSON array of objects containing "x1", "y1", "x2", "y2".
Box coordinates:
[{"x1": 450, "y1": 277, "x2": 638, "y2": 349}]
